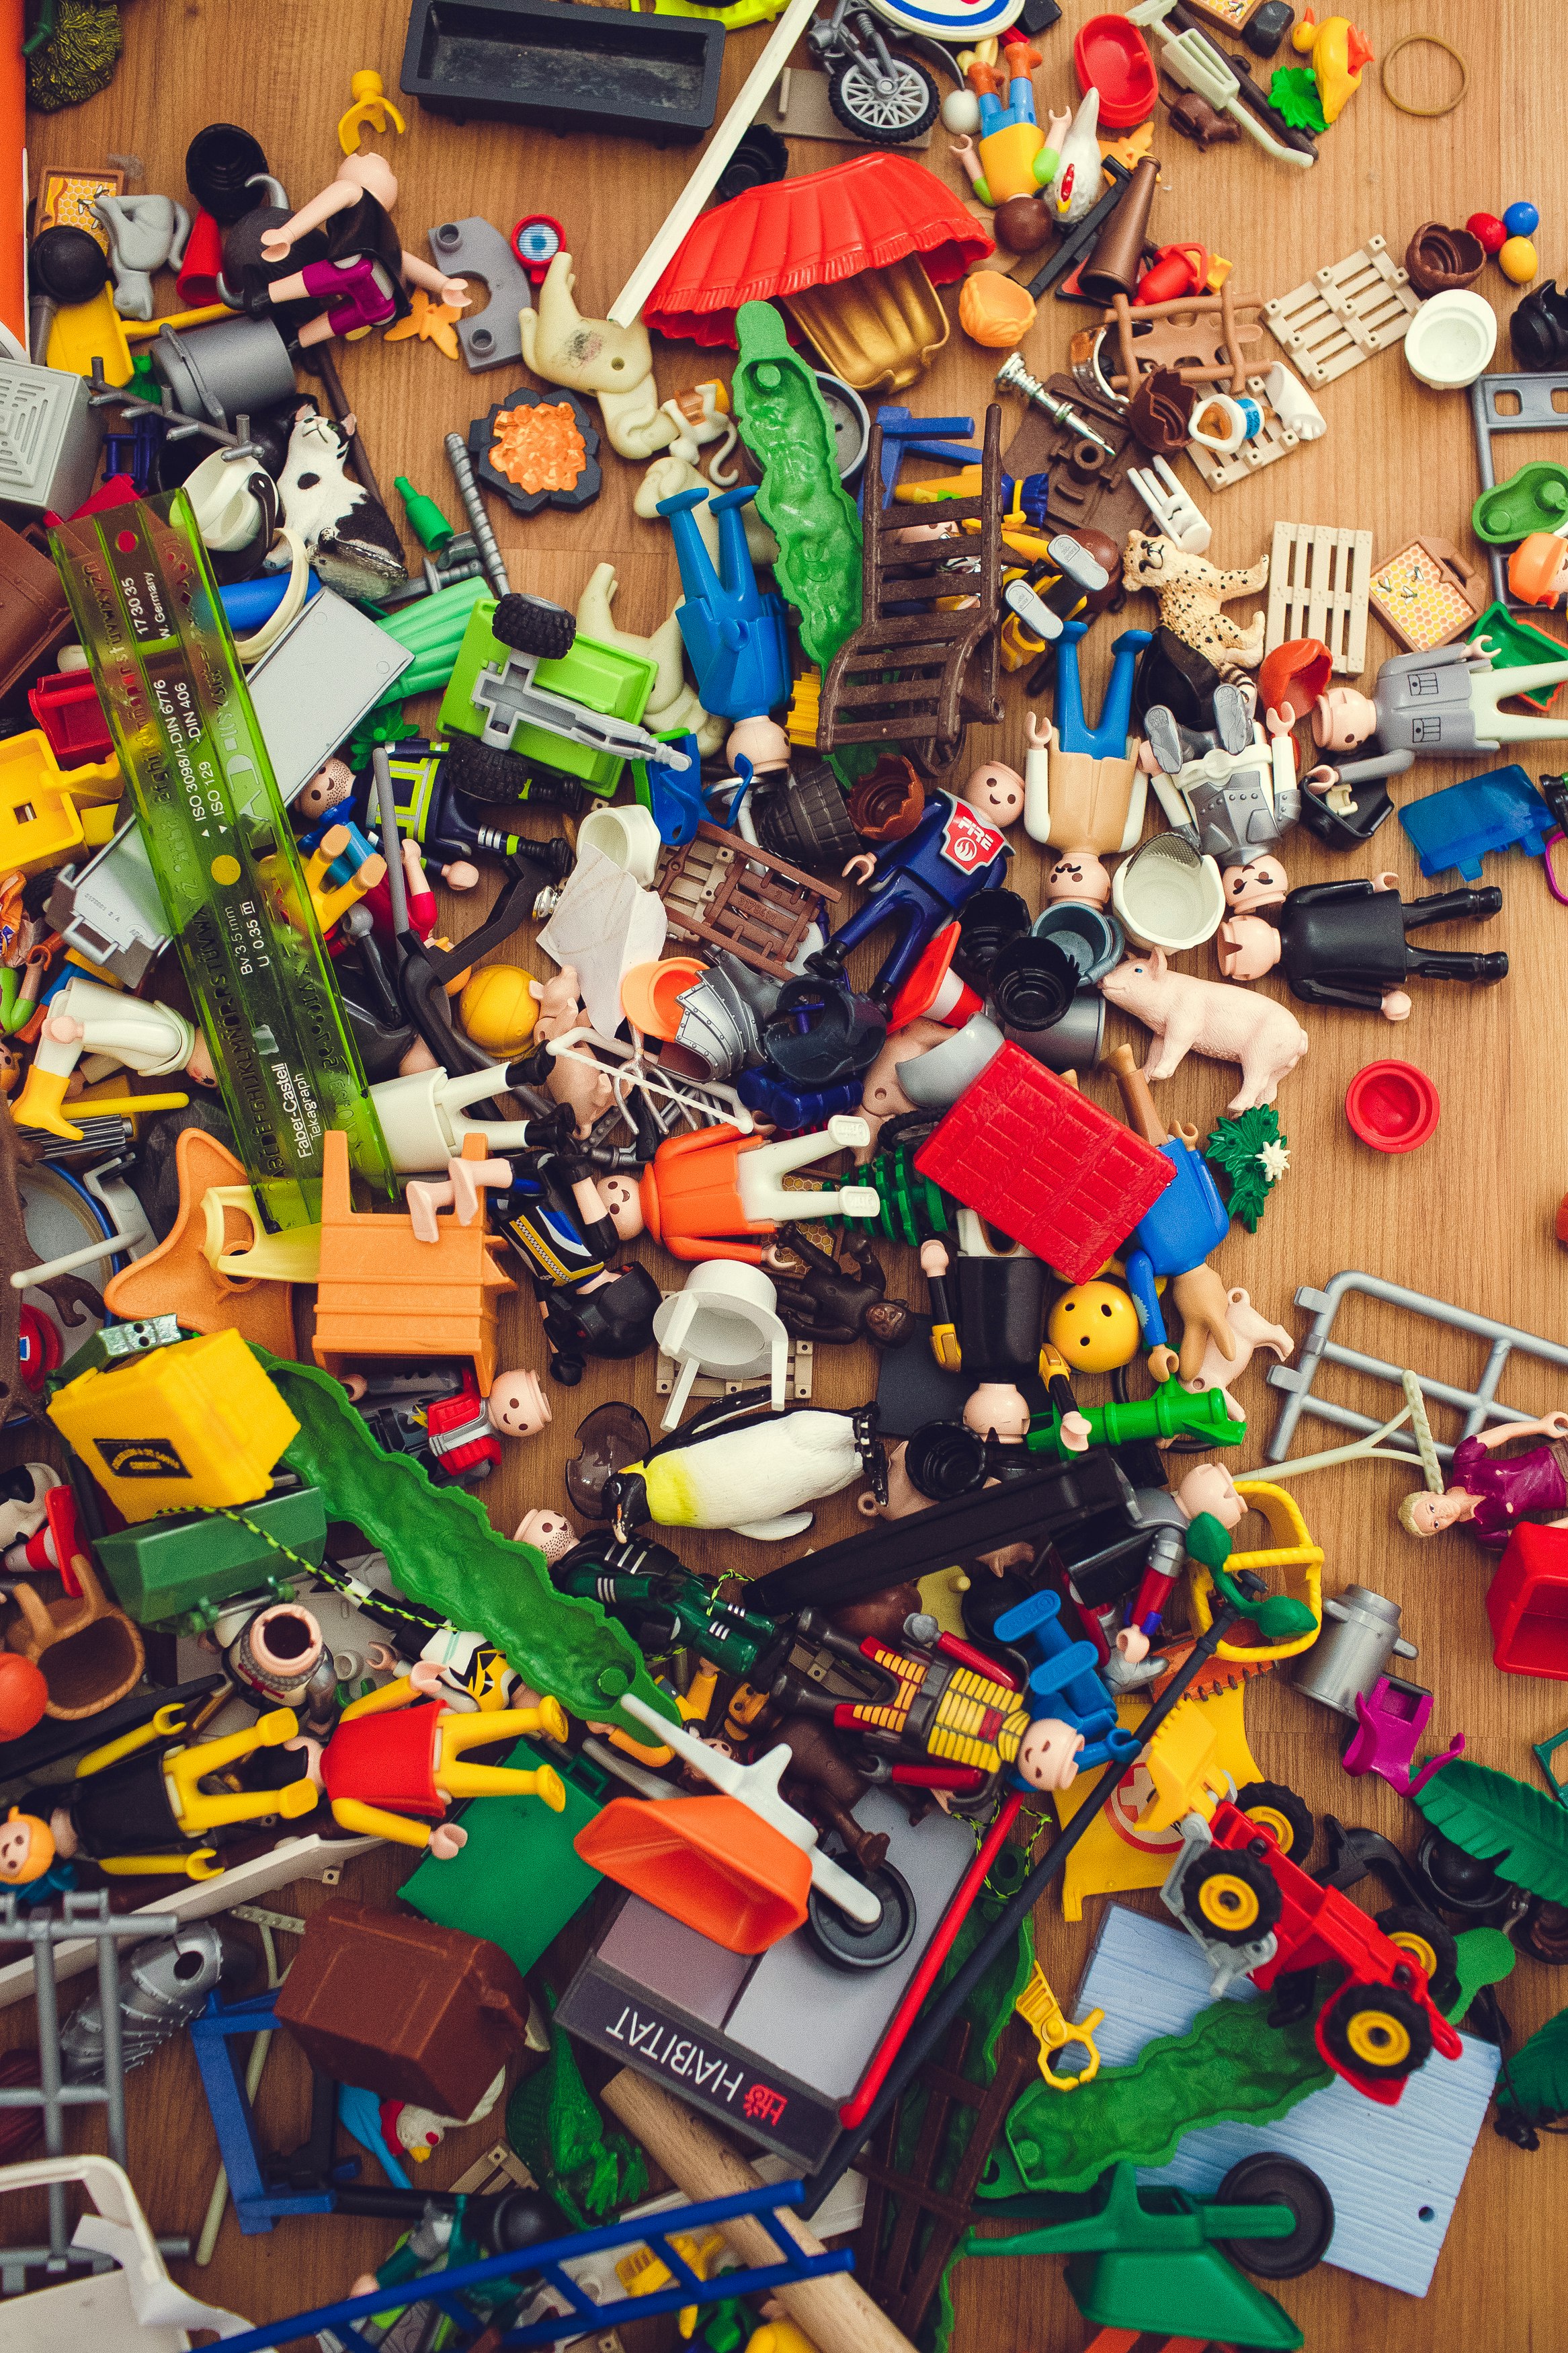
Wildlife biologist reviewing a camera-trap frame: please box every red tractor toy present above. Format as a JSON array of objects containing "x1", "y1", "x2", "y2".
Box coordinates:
[{"x1": 1161, "y1": 1798, "x2": 1464, "y2": 2106}]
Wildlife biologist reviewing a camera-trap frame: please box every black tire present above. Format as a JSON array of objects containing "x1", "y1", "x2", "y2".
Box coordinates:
[
  {"x1": 491, "y1": 592, "x2": 577, "y2": 662},
  {"x1": 1178, "y1": 1847, "x2": 1282, "y2": 1948},
  {"x1": 806, "y1": 1860, "x2": 916, "y2": 1972},
  {"x1": 1376, "y1": 1904, "x2": 1460, "y2": 2011},
  {"x1": 1417, "y1": 1827, "x2": 1510, "y2": 1914},
  {"x1": 1319, "y1": 1979, "x2": 1432, "y2": 2086},
  {"x1": 440, "y1": 733, "x2": 587, "y2": 814},
  {"x1": 1234, "y1": 1780, "x2": 1315, "y2": 1866},
  {"x1": 828, "y1": 52, "x2": 939, "y2": 144},
  {"x1": 1216, "y1": 2154, "x2": 1335, "y2": 2279}
]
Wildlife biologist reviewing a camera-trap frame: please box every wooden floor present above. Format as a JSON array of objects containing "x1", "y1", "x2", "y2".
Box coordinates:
[{"x1": 12, "y1": 0, "x2": 1568, "y2": 2344}]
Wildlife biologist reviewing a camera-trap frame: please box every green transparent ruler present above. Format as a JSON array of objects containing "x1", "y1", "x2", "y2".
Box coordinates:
[{"x1": 51, "y1": 491, "x2": 393, "y2": 1227}]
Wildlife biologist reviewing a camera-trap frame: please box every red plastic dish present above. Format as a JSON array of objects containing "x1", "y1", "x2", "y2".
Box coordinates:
[
  {"x1": 1344, "y1": 1060, "x2": 1441, "y2": 1153},
  {"x1": 1073, "y1": 13, "x2": 1159, "y2": 130}
]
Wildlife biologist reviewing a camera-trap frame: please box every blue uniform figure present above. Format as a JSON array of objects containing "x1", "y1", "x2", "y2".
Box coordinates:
[
  {"x1": 809, "y1": 764, "x2": 1024, "y2": 1007},
  {"x1": 1124, "y1": 1139, "x2": 1230, "y2": 1361},
  {"x1": 993, "y1": 1589, "x2": 1139, "y2": 1779}
]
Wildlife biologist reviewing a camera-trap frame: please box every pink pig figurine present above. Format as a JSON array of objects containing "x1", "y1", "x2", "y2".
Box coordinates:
[{"x1": 1100, "y1": 947, "x2": 1308, "y2": 1113}]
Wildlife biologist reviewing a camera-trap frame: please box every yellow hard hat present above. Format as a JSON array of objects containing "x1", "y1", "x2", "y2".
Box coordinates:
[
  {"x1": 1048, "y1": 1280, "x2": 1141, "y2": 1372},
  {"x1": 459, "y1": 963, "x2": 540, "y2": 1055}
]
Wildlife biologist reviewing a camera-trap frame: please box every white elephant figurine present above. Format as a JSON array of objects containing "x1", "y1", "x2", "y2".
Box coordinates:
[
  {"x1": 93, "y1": 192, "x2": 191, "y2": 322},
  {"x1": 518, "y1": 251, "x2": 676, "y2": 461},
  {"x1": 575, "y1": 563, "x2": 725, "y2": 756}
]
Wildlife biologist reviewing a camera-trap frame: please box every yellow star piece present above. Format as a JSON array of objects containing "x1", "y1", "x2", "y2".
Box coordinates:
[
  {"x1": 1099, "y1": 119, "x2": 1155, "y2": 173},
  {"x1": 384, "y1": 289, "x2": 462, "y2": 360}
]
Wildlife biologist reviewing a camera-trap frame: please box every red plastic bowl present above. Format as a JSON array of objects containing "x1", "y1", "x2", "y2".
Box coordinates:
[
  {"x1": 1074, "y1": 14, "x2": 1159, "y2": 130},
  {"x1": 1345, "y1": 1060, "x2": 1442, "y2": 1154}
]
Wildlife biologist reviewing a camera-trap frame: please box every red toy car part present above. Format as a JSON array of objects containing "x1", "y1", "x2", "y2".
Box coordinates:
[
  {"x1": 1161, "y1": 1798, "x2": 1463, "y2": 2105},
  {"x1": 1487, "y1": 1523, "x2": 1568, "y2": 1679}
]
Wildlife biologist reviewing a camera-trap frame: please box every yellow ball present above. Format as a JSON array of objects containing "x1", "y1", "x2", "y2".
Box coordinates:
[
  {"x1": 1500, "y1": 235, "x2": 1539, "y2": 285},
  {"x1": 458, "y1": 962, "x2": 539, "y2": 1055},
  {"x1": 1047, "y1": 1279, "x2": 1141, "y2": 1373}
]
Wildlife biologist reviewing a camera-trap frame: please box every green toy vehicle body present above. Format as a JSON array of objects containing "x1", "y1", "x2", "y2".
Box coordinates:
[{"x1": 438, "y1": 596, "x2": 660, "y2": 799}]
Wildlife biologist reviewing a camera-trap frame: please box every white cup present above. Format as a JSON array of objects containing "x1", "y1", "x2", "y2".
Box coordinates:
[{"x1": 576, "y1": 802, "x2": 664, "y2": 887}]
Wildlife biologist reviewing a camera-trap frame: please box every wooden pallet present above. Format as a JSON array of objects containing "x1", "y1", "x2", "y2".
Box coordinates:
[
  {"x1": 1186, "y1": 372, "x2": 1301, "y2": 491},
  {"x1": 1264, "y1": 522, "x2": 1374, "y2": 674},
  {"x1": 658, "y1": 820, "x2": 837, "y2": 978},
  {"x1": 1264, "y1": 234, "x2": 1420, "y2": 387},
  {"x1": 819, "y1": 406, "x2": 1003, "y2": 774}
]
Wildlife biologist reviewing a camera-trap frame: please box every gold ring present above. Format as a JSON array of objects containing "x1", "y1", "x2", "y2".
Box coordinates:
[{"x1": 1380, "y1": 32, "x2": 1469, "y2": 118}]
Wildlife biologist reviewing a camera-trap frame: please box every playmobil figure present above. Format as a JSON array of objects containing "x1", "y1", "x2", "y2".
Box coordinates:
[
  {"x1": 1106, "y1": 1043, "x2": 1237, "y2": 1385},
  {"x1": 256, "y1": 151, "x2": 468, "y2": 346},
  {"x1": 770, "y1": 1605, "x2": 1122, "y2": 1800},
  {"x1": 423, "y1": 1367, "x2": 552, "y2": 1476},
  {"x1": 1218, "y1": 862, "x2": 1508, "y2": 1015},
  {"x1": 10, "y1": 975, "x2": 216, "y2": 1140},
  {"x1": 772, "y1": 1716, "x2": 892, "y2": 1878},
  {"x1": 0, "y1": 1465, "x2": 61, "y2": 1555},
  {"x1": 552, "y1": 1529, "x2": 777, "y2": 1677},
  {"x1": 1111, "y1": 1462, "x2": 1247, "y2": 1681},
  {"x1": 93, "y1": 191, "x2": 192, "y2": 321},
  {"x1": 491, "y1": 1142, "x2": 659, "y2": 1386},
  {"x1": 1305, "y1": 641, "x2": 1568, "y2": 840},
  {"x1": 16, "y1": 1709, "x2": 321, "y2": 1879},
  {"x1": 358, "y1": 742, "x2": 561, "y2": 891},
  {"x1": 1022, "y1": 627, "x2": 1153, "y2": 855},
  {"x1": 210, "y1": 1599, "x2": 342, "y2": 1740},
  {"x1": 763, "y1": 1225, "x2": 915, "y2": 1349},
  {"x1": 342, "y1": 1363, "x2": 520, "y2": 1484},
  {"x1": 638, "y1": 1116, "x2": 881, "y2": 1265},
  {"x1": 919, "y1": 1213, "x2": 1091, "y2": 1452},
  {"x1": 1101, "y1": 947, "x2": 1309, "y2": 1111},
  {"x1": 809, "y1": 766, "x2": 1022, "y2": 1008},
  {"x1": 312, "y1": 1667, "x2": 568, "y2": 1852},
  {"x1": 1509, "y1": 532, "x2": 1568, "y2": 609},
  {"x1": 1122, "y1": 532, "x2": 1270, "y2": 670},
  {"x1": 948, "y1": 33, "x2": 1071, "y2": 210},
  {"x1": 520, "y1": 251, "x2": 676, "y2": 461},
  {"x1": 1400, "y1": 1414, "x2": 1568, "y2": 1548}
]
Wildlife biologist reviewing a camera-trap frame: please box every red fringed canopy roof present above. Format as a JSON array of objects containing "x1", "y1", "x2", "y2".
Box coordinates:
[{"x1": 644, "y1": 151, "x2": 994, "y2": 347}]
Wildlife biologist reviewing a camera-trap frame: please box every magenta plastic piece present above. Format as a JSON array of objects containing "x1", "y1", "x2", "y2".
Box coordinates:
[{"x1": 1342, "y1": 1673, "x2": 1465, "y2": 1797}]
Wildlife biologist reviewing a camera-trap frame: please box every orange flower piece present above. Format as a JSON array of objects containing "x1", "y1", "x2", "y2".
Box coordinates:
[
  {"x1": 489, "y1": 401, "x2": 588, "y2": 495},
  {"x1": 384, "y1": 288, "x2": 462, "y2": 360}
]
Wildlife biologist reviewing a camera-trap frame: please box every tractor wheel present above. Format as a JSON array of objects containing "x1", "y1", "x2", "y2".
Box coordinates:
[
  {"x1": 1320, "y1": 1979, "x2": 1432, "y2": 2085},
  {"x1": 491, "y1": 592, "x2": 577, "y2": 662},
  {"x1": 1376, "y1": 1903, "x2": 1460, "y2": 2011},
  {"x1": 1234, "y1": 1780, "x2": 1315, "y2": 1866},
  {"x1": 1216, "y1": 2153, "x2": 1335, "y2": 2278},
  {"x1": 1178, "y1": 1847, "x2": 1283, "y2": 1948}
]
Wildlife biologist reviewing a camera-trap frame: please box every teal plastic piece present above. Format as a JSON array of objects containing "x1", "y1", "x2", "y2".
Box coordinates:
[
  {"x1": 93, "y1": 1487, "x2": 327, "y2": 1629},
  {"x1": 1026, "y1": 1384, "x2": 1244, "y2": 1459},
  {"x1": 983, "y1": 1996, "x2": 1331, "y2": 2202},
  {"x1": 438, "y1": 599, "x2": 657, "y2": 797},
  {"x1": 373, "y1": 575, "x2": 493, "y2": 705},
  {"x1": 50, "y1": 492, "x2": 394, "y2": 1230},
  {"x1": 732, "y1": 301, "x2": 864, "y2": 672},
  {"x1": 401, "y1": 1737, "x2": 602, "y2": 1974},
  {"x1": 250, "y1": 1348, "x2": 675, "y2": 1730},
  {"x1": 1471, "y1": 600, "x2": 1568, "y2": 713},
  {"x1": 1471, "y1": 461, "x2": 1568, "y2": 545},
  {"x1": 960, "y1": 2163, "x2": 1303, "y2": 2351},
  {"x1": 1532, "y1": 1720, "x2": 1568, "y2": 1806}
]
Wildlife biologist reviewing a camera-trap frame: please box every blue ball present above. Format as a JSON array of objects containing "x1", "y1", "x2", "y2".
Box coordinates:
[{"x1": 1504, "y1": 202, "x2": 1540, "y2": 237}]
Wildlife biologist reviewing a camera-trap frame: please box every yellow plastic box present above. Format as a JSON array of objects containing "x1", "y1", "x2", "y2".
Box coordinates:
[{"x1": 48, "y1": 1328, "x2": 300, "y2": 1517}]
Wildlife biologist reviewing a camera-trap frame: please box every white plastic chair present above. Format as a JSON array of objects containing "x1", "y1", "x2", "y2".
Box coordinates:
[{"x1": 0, "y1": 2155, "x2": 249, "y2": 2349}]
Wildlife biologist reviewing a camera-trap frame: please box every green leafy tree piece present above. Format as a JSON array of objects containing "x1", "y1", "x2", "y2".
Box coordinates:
[
  {"x1": 505, "y1": 1994, "x2": 650, "y2": 2227},
  {"x1": 732, "y1": 301, "x2": 864, "y2": 672},
  {"x1": 1449, "y1": 1925, "x2": 1516, "y2": 2024},
  {"x1": 1495, "y1": 2001, "x2": 1568, "y2": 2120},
  {"x1": 1413, "y1": 1757, "x2": 1568, "y2": 1905},
  {"x1": 1269, "y1": 64, "x2": 1328, "y2": 132},
  {"x1": 983, "y1": 1995, "x2": 1331, "y2": 2200},
  {"x1": 251, "y1": 1347, "x2": 673, "y2": 1728},
  {"x1": 1204, "y1": 1107, "x2": 1289, "y2": 1234}
]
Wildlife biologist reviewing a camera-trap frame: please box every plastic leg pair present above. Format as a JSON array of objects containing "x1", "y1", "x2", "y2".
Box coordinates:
[
  {"x1": 1053, "y1": 621, "x2": 1155, "y2": 758},
  {"x1": 407, "y1": 1153, "x2": 513, "y2": 1243}
]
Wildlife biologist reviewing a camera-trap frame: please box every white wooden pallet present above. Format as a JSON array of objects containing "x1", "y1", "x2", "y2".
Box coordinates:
[
  {"x1": 1264, "y1": 234, "x2": 1421, "y2": 387},
  {"x1": 1265, "y1": 521, "x2": 1374, "y2": 674},
  {"x1": 1186, "y1": 373, "x2": 1301, "y2": 490}
]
